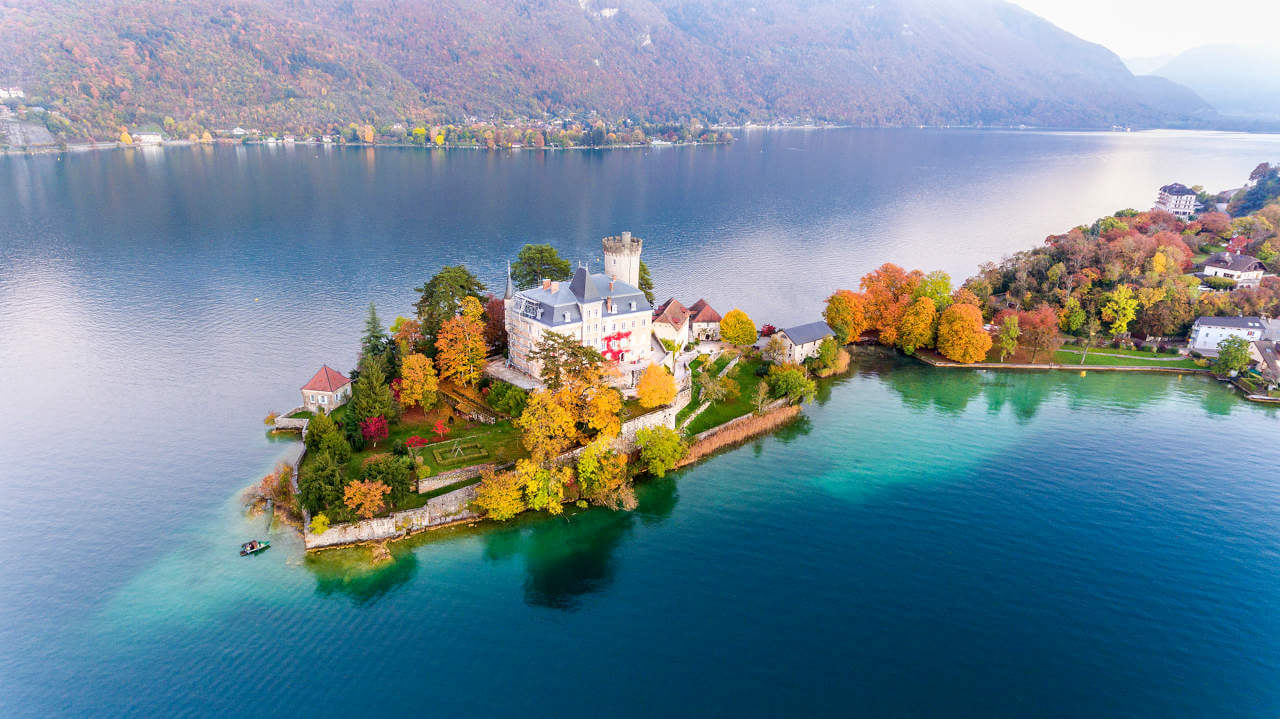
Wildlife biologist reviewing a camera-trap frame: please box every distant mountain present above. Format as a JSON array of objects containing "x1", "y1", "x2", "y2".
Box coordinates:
[
  {"x1": 1124, "y1": 54, "x2": 1175, "y2": 76},
  {"x1": 0, "y1": 0, "x2": 1217, "y2": 140},
  {"x1": 1148, "y1": 45, "x2": 1280, "y2": 121}
]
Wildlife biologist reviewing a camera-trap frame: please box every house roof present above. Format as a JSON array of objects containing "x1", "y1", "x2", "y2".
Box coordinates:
[
  {"x1": 569, "y1": 265, "x2": 601, "y2": 301},
  {"x1": 780, "y1": 321, "x2": 834, "y2": 346},
  {"x1": 1192, "y1": 315, "x2": 1266, "y2": 331},
  {"x1": 1252, "y1": 341, "x2": 1280, "y2": 380},
  {"x1": 302, "y1": 365, "x2": 350, "y2": 392},
  {"x1": 1205, "y1": 252, "x2": 1266, "y2": 273},
  {"x1": 1159, "y1": 183, "x2": 1196, "y2": 196},
  {"x1": 653, "y1": 297, "x2": 690, "y2": 328},
  {"x1": 688, "y1": 298, "x2": 722, "y2": 324}
]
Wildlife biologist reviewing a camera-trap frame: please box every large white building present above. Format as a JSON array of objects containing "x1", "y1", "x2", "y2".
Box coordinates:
[
  {"x1": 1202, "y1": 252, "x2": 1267, "y2": 286},
  {"x1": 1188, "y1": 316, "x2": 1267, "y2": 355},
  {"x1": 504, "y1": 233, "x2": 654, "y2": 385},
  {"x1": 1154, "y1": 183, "x2": 1198, "y2": 218}
]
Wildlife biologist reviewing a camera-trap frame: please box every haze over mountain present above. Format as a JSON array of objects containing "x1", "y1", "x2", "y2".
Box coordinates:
[
  {"x1": 1146, "y1": 45, "x2": 1280, "y2": 121},
  {"x1": 0, "y1": 0, "x2": 1217, "y2": 140}
]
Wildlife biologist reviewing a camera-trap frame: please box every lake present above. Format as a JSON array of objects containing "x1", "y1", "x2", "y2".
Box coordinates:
[{"x1": 2, "y1": 129, "x2": 1280, "y2": 717}]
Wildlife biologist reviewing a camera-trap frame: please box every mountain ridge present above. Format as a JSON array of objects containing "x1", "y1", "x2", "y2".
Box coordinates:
[{"x1": 0, "y1": 0, "x2": 1218, "y2": 140}]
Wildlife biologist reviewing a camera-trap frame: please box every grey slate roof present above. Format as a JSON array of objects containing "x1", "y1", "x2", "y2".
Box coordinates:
[
  {"x1": 1192, "y1": 315, "x2": 1266, "y2": 330},
  {"x1": 781, "y1": 321, "x2": 834, "y2": 346},
  {"x1": 1160, "y1": 182, "x2": 1196, "y2": 196},
  {"x1": 1205, "y1": 252, "x2": 1266, "y2": 272},
  {"x1": 512, "y1": 268, "x2": 650, "y2": 327}
]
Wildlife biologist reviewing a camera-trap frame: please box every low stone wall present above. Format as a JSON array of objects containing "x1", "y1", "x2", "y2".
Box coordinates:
[
  {"x1": 417, "y1": 462, "x2": 494, "y2": 493},
  {"x1": 303, "y1": 484, "x2": 479, "y2": 550},
  {"x1": 688, "y1": 398, "x2": 789, "y2": 443}
]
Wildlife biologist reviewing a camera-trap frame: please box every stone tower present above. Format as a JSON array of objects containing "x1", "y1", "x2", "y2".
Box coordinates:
[{"x1": 601, "y1": 231, "x2": 642, "y2": 288}]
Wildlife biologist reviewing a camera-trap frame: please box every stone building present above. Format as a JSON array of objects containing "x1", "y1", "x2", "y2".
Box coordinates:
[
  {"x1": 301, "y1": 365, "x2": 351, "y2": 413},
  {"x1": 504, "y1": 233, "x2": 654, "y2": 385}
]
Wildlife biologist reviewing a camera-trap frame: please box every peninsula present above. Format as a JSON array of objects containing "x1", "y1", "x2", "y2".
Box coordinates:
[{"x1": 260, "y1": 160, "x2": 1280, "y2": 551}]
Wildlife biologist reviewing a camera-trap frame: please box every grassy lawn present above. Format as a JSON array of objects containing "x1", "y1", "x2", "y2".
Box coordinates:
[
  {"x1": 1053, "y1": 348, "x2": 1202, "y2": 369},
  {"x1": 1059, "y1": 345, "x2": 1183, "y2": 359},
  {"x1": 287, "y1": 409, "x2": 313, "y2": 419},
  {"x1": 688, "y1": 353, "x2": 711, "y2": 371},
  {"x1": 684, "y1": 358, "x2": 767, "y2": 436}
]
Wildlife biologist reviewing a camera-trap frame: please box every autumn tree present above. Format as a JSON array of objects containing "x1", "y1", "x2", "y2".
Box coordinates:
[
  {"x1": 359, "y1": 416, "x2": 389, "y2": 446},
  {"x1": 936, "y1": 304, "x2": 992, "y2": 364},
  {"x1": 398, "y1": 353, "x2": 438, "y2": 410},
  {"x1": 510, "y1": 244, "x2": 571, "y2": 288},
  {"x1": 762, "y1": 334, "x2": 790, "y2": 364},
  {"x1": 719, "y1": 308, "x2": 757, "y2": 346},
  {"x1": 698, "y1": 372, "x2": 739, "y2": 403},
  {"x1": 912, "y1": 270, "x2": 954, "y2": 310},
  {"x1": 529, "y1": 331, "x2": 604, "y2": 390},
  {"x1": 996, "y1": 314, "x2": 1019, "y2": 361},
  {"x1": 517, "y1": 389, "x2": 578, "y2": 462},
  {"x1": 343, "y1": 479, "x2": 390, "y2": 519},
  {"x1": 635, "y1": 426, "x2": 687, "y2": 478},
  {"x1": 1059, "y1": 296, "x2": 1086, "y2": 333},
  {"x1": 516, "y1": 459, "x2": 572, "y2": 515},
  {"x1": 435, "y1": 296, "x2": 489, "y2": 386},
  {"x1": 414, "y1": 265, "x2": 486, "y2": 344},
  {"x1": 483, "y1": 295, "x2": 507, "y2": 353},
  {"x1": 897, "y1": 297, "x2": 937, "y2": 355},
  {"x1": 1019, "y1": 304, "x2": 1060, "y2": 363},
  {"x1": 390, "y1": 316, "x2": 424, "y2": 355},
  {"x1": 823, "y1": 289, "x2": 868, "y2": 344},
  {"x1": 576, "y1": 438, "x2": 635, "y2": 510},
  {"x1": 767, "y1": 364, "x2": 816, "y2": 404},
  {"x1": 361, "y1": 455, "x2": 413, "y2": 505},
  {"x1": 636, "y1": 364, "x2": 677, "y2": 407},
  {"x1": 473, "y1": 466, "x2": 526, "y2": 520},
  {"x1": 1101, "y1": 285, "x2": 1139, "y2": 337},
  {"x1": 860, "y1": 263, "x2": 923, "y2": 346}
]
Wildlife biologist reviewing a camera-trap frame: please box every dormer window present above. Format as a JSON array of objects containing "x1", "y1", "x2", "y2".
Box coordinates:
[
  {"x1": 564, "y1": 312, "x2": 571, "y2": 322},
  {"x1": 629, "y1": 301, "x2": 636, "y2": 311}
]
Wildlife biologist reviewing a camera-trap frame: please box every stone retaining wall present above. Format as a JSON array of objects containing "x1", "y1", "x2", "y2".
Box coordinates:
[
  {"x1": 303, "y1": 484, "x2": 479, "y2": 550},
  {"x1": 417, "y1": 462, "x2": 495, "y2": 493}
]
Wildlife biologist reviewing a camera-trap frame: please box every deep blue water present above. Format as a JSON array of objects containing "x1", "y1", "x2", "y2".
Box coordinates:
[{"x1": 2, "y1": 129, "x2": 1280, "y2": 717}]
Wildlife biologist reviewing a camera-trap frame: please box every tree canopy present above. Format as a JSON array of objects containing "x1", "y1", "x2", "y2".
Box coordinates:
[{"x1": 510, "y1": 244, "x2": 571, "y2": 288}]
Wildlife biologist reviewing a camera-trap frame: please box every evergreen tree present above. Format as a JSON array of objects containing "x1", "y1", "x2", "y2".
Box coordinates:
[
  {"x1": 361, "y1": 302, "x2": 388, "y2": 361},
  {"x1": 351, "y1": 358, "x2": 395, "y2": 422},
  {"x1": 413, "y1": 265, "x2": 487, "y2": 345},
  {"x1": 510, "y1": 244, "x2": 571, "y2": 288},
  {"x1": 638, "y1": 260, "x2": 655, "y2": 304}
]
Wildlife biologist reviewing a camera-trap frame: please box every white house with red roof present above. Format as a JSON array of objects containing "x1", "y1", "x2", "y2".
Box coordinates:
[
  {"x1": 301, "y1": 365, "x2": 351, "y2": 413},
  {"x1": 687, "y1": 299, "x2": 723, "y2": 341}
]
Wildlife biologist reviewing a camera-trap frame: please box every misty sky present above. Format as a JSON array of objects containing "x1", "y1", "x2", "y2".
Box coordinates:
[{"x1": 1011, "y1": 0, "x2": 1280, "y2": 58}]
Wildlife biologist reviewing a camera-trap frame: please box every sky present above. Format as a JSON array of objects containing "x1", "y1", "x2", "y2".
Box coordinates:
[{"x1": 1010, "y1": 0, "x2": 1280, "y2": 58}]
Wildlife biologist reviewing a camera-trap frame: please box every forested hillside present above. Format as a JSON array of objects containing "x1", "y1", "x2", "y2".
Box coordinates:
[{"x1": 0, "y1": 0, "x2": 1216, "y2": 141}]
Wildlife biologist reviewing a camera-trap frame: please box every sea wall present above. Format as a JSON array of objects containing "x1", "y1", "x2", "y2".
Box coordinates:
[{"x1": 304, "y1": 484, "x2": 479, "y2": 550}]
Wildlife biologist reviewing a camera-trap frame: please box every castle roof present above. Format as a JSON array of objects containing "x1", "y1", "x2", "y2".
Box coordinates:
[
  {"x1": 1160, "y1": 183, "x2": 1196, "y2": 196},
  {"x1": 512, "y1": 271, "x2": 650, "y2": 328}
]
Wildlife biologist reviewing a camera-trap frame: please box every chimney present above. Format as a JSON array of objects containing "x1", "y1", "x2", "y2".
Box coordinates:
[
  {"x1": 609, "y1": 275, "x2": 616, "y2": 291},
  {"x1": 550, "y1": 281, "x2": 559, "y2": 293},
  {"x1": 542, "y1": 279, "x2": 552, "y2": 290},
  {"x1": 606, "y1": 297, "x2": 613, "y2": 312}
]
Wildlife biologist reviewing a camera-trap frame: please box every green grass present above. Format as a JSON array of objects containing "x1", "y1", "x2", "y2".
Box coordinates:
[
  {"x1": 1059, "y1": 345, "x2": 1180, "y2": 359},
  {"x1": 688, "y1": 353, "x2": 711, "y2": 371},
  {"x1": 287, "y1": 410, "x2": 314, "y2": 419},
  {"x1": 1053, "y1": 348, "x2": 1202, "y2": 369},
  {"x1": 684, "y1": 359, "x2": 767, "y2": 435},
  {"x1": 342, "y1": 417, "x2": 525, "y2": 482}
]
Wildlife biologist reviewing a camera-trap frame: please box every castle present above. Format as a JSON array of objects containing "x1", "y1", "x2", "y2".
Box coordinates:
[{"x1": 504, "y1": 232, "x2": 654, "y2": 385}]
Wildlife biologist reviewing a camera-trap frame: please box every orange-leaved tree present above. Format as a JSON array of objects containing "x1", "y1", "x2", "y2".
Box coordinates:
[
  {"x1": 897, "y1": 296, "x2": 938, "y2": 355},
  {"x1": 636, "y1": 364, "x2": 677, "y2": 408},
  {"x1": 823, "y1": 289, "x2": 868, "y2": 344},
  {"x1": 860, "y1": 263, "x2": 923, "y2": 346},
  {"x1": 343, "y1": 479, "x2": 390, "y2": 519},
  {"x1": 473, "y1": 466, "x2": 526, "y2": 521},
  {"x1": 435, "y1": 296, "x2": 489, "y2": 386},
  {"x1": 936, "y1": 303, "x2": 992, "y2": 363}
]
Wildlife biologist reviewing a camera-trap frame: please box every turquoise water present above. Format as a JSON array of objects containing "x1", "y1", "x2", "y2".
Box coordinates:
[{"x1": 3, "y1": 130, "x2": 1280, "y2": 716}]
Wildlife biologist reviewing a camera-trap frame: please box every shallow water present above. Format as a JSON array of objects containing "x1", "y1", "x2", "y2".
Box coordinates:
[{"x1": 2, "y1": 130, "x2": 1280, "y2": 717}]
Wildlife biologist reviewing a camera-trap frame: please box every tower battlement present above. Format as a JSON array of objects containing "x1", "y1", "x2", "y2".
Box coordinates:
[{"x1": 602, "y1": 231, "x2": 642, "y2": 288}]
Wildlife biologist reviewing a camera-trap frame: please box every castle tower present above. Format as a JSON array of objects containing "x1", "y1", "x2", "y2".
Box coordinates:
[{"x1": 601, "y1": 230, "x2": 642, "y2": 288}]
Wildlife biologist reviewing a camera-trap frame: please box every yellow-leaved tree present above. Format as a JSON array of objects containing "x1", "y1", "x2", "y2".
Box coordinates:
[
  {"x1": 119, "y1": 129, "x2": 133, "y2": 145},
  {"x1": 434, "y1": 297, "x2": 489, "y2": 386},
  {"x1": 636, "y1": 364, "x2": 677, "y2": 408},
  {"x1": 398, "y1": 353, "x2": 438, "y2": 410},
  {"x1": 936, "y1": 303, "x2": 992, "y2": 364},
  {"x1": 517, "y1": 389, "x2": 578, "y2": 463},
  {"x1": 896, "y1": 296, "x2": 938, "y2": 355},
  {"x1": 343, "y1": 480, "x2": 390, "y2": 519},
  {"x1": 719, "y1": 308, "x2": 757, "y2": 346},
  {"x1": 473, "y1": 466, "x2": 526, "y2": 520}
]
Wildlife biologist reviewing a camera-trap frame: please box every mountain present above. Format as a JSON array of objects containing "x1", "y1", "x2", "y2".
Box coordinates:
[
  {"x1": 0, "y1": 0, "x2": 1216, "y2": 141},
  {"x1": 1124, "y1": 54, "x2": 1175, "y2": 76},
  {"x1": 1148, "y1": 45, "x2": 1280, "y2": 121}
]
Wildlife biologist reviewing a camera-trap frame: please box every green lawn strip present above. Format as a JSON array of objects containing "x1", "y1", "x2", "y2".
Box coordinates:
[
  {"x1": 684, "y1": 359, "x2": 767, "y2": 436},
  {"x1": 1053, "y1": 348, "x2": 1201, "y2": 369},
  {"x1": 1060, "y1": 345, "x2": 1182, "y2": 359},
  {"x1": 688, "y1": 353, "x2": 710, "y2": 371},
  {"x1": 707, "y1": 354, "x2": 732, "y2": 377},
  {"x1": 287, "y1": 410, "x2": 314, "y2": 419}
]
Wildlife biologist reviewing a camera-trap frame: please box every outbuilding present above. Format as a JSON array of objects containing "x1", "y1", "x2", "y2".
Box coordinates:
[
  {"x1": 776, "y1": 321, "x2": 835, "y2": 364},
  {"x1": 301, "y1": 365, "x2": 351, "y2": 413}
]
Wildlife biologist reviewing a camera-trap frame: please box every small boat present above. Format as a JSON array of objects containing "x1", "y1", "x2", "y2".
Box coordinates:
[{"x1": 239, "y1": 539, "x2": 270, "y2": 556}]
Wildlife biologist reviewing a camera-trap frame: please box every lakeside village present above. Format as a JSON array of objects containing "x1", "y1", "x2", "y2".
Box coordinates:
[{"x1": 253, "y1": 161, "x2": 1280, "y2": 554}]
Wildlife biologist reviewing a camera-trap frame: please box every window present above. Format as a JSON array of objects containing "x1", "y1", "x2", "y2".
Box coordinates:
[
  {"x1": 564, "y1": 312, "x2": 570, "y2": 322},
  {"x1": 629, "y1": 301, "x2": 636, "y2": 311},
  {"x1": 320, "y1": 395, "x2": 328, "y2": 404}
]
